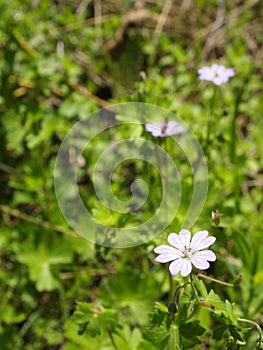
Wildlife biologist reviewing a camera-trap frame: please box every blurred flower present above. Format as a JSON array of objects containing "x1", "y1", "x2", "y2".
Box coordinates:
[
  {"x1": 198, "y1": 64, "x2": 235, "y2": 85},
  {"x1": 145, "y1": 121, "x2": 184, "y2": 137},
  {"x1": 154, "y1": 229, "x2": 216, "y2": 277}
]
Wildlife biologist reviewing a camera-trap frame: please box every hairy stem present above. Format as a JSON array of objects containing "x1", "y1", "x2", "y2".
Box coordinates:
[
  {"x1": 198, "y1": 273, "x2": 234, "y2": 287},
  {"x1": 190, "y1": 274, "x2": 200, "y2": 303},
  {"x1": 238, "y1": 317, "x2": 263, "y2": 343}
]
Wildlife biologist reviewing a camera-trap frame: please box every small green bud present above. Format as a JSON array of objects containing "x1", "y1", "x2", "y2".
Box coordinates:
[
  {"x1": 212, "y1": 209, "x2": 221, "y2": 226},
  {"x1": 233, "y1": 273, "x2": 243, "y2": 286},
  {"x1": 168, "y1": 301, "x2": 178, "y2": 314},
  {"x1": 257, "y1": 336, "x2": 263, "y2": 350}
]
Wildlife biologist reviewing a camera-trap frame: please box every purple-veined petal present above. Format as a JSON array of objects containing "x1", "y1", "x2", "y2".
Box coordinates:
[
  {"x1": 180, "y1": 259, "x2": 192, "y2": 277},
  {"x1": 168, "y1": 233, "x2": 184, "y2": 251},
  {"x1": 178, "y1": 229, "x2": 191, "y2": 248},
  {"x1": 193, "y1": 250, "x2": 216, "y2": 261},
  {"x1": 191, "y1": 256, "x2": 210, "y2": 270},
  {"x1": 190, "y1": 231, "x2": 216, "y2": 252},
  {"x1": 154, "y1": 245, "x2": 182, "y2": 263},
  {"x1": 155, "y1": 254, "x2": 180, "y2": 263},
  {"x1": 169, "y1": 258, "x2": 184, "y2": 276},
  {"x1": 154, "y1": 245, "x2": 181, "y2": 255}
]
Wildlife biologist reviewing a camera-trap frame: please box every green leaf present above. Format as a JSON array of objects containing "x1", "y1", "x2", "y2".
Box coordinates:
[
  {"x1": 114, "y1": 325, "x2": 142, "y2": 350},
  {"x1": 143, "y1": 323, "x2": 169, "y2": 345},
  {"x1": 154, "y1": 302, "x2": 169, "y2": 314},
  {"x1": 206, "y1": 290, "x2": 227, "y2": 311},
  {"x1": 166, "y1": 324, "x2": 182, "y2": 350},
  {"x1": 194, "y1": 278, "x2": 208, "y2": 299},
  {"x1": 212, "y1": 325, "x2": 228, "y2": 340},
  {"x1": 229, "y1": 325, "x2": 245, "y2": 343},
  {"x1": 71, "y1": 302, "x2": 119, "y2": 338},
  {"x1": 180, "y1": 321, "x2": 206, "y2": 338},
  {"x1": 137, "y1": 340, "x2": 159, "y2": 350},
  {"x1": 17, "y1": 239, "x2": 73, "y2": 291}
]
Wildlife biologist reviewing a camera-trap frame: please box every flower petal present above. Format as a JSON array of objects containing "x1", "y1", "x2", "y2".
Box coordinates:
[
  {"x1": 167, "y1": 233, "x2": 184, "y2": 251},
  {"x1": 190, "y1": 230, "x2": 216, "y2": 252},
  {"x1": 178, "y1": 229, "x2": 191, "y2": 247},
  {"x1": 191, "y1": 250, "x2": 216, "y2": 270},
  {"x1": 154, "y1": 245, "x2": 178, "y2": 254},
  {"x1": 168, "y1": 258, "x2": 184, "y2": 276},
  {"x1": 191, "y1": 257, "x2": 210, "y2": 270},
  {"x1": 155, "y1": 254, "x2": 179, "y2": 263},
  {"x1": 180, "y1": 259, "x2": 192, "y2": 277},
  {"x1": 154, "y1": 245, "x2": 182, "y2": 263},
  {"x1": 193, "y1": 250, "x2": 216, "y2": 261},
  {"x1": 169, "y1": 258, "x2": 192, "y2": 277},
  {"x1": 166, "y1": 121, "x2": 184, "y2": 136},
  {"x1": 145, "y1": 122, "x2": 165, "y2": 137}
]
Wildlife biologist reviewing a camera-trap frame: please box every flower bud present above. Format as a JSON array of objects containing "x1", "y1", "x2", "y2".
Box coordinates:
[
  {"x1": 212, "y1": 209, "x2": 221, "y2": 226},
  {"x1": 168, "y1": 301, "x2": 178, "y2": 314},
  {"x1": 233, "y1": 273, "x2": 243, "y2": 286}
]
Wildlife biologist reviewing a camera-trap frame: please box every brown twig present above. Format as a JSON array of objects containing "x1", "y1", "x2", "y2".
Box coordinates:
[
  {"x1": 0, "y1": 204, "x2": 77, "y2": 237},
  {"x1": 152, "y1": 0, "x2": 173, "y2": 47}
]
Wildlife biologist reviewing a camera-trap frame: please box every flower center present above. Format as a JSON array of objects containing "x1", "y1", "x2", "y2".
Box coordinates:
[
  {"x1": 183, "y1": 246, "x2": 192, "y2": 259},
  {"x1": 161, "y1": 122, "x2": 168, "y2": 135}
]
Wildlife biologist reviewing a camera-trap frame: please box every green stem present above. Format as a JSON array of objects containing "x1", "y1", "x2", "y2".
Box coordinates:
[
  {"x1": 108, "y1": 330, "x2": 120, "y2": 350},
  {"x1": 230, "y1": 87, "x2": 243, "y2": 163},
  {"x1": 198, "y1": 273, "x2": 234, "y2": 287},
  {"x1": 0, "y1": 204, "x2": 77, "y2": 237},
  {"x1": 172, "y1": 281, "x2": 190, "y2": 302},
  {"x1": 238, "y1": 317, "x2": 263, "y2": 342},
  {"x1": 205, "y1": 85, "x2": 217, "y2": 155},
  {"x1": 168, "y1": 272, "x2": 174, "y2": 301},
  {"x1": 190, "y1": 274, "x2": 200, "y2": 303}
]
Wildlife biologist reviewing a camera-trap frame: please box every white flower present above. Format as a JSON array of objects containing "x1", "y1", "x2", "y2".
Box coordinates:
[
  {"x1": 154, "y1": 229, "x2": 216, "y2": 277},
  {"x1": 198, "y1": 64, "x2": 235, "y2": 85},
  {"x1": 145, "y1": 121, "x2": 184, "y2": 137}
]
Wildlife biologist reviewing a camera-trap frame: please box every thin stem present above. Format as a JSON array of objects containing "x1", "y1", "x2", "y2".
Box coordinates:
[
  {"x1": 0, "y1": 204, "x2": 77, "y2": 237},
  {"x1": 190, "y1": 274, "x2": 200, "y2": 303},
  {"x1": 238, "y1": 317, "x2": 263, "y2": 342},
  {"x1": 172, "y1": 281, "x2": 190, "y2": 303},
  {"x1": 168, "y1": 272, "x2": 174, "y2": 301},
  {"x1": 230, "y1": 86, "x2": 243, "y2": 163},
  {"x1": 205, "y1": 85, "x2": 217, "y2": 154},
  {"x1": 198, "y1": 273, "x2": 234, "y2": 287},
  {"x1": 108, "y1": 330, "x2": 120, "y2": 350}
]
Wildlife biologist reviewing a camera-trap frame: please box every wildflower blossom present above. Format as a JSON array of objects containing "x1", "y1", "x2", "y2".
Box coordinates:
[
  {"x1": 198, "y1": 64, "x2": 235, "y2": 85},
  {"x1": 145, "y1": 121, "x2": 184, "y2": 137},
  {"x1": 154, "y1": 229, "x2": 216, "y2": 277}
]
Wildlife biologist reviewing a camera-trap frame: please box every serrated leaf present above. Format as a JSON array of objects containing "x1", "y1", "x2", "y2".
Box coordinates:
[
  {"x1": 154, "y1": 302, "x2": 169, "y2": 314},
  {"x1": 194, "y1": 278, "x2": 208, "y2": 298},
  {"x1": 137, "y1": 340, "x2": 159, "y2": 350},
  {"x1": 143, "y1": 323, "x2": 169, "y2": 345},
  {"x1": 212, "y1": 325, "x2": 228, "y2": 340},
  {"x1": 17, "y1": 238, "x2": 73, "y2": 291},
  {"x1": 229, "y1": 325, "x2": 245, "y2": 342},
  {"x1": 180, "y1": 321, "x2": 205, "y2": 338},
  {"x1": 114, "y1": 325, "x2": 142, "y2": 350},
  {"x1": 71, "y1": 302, "x2": 119, "y2": 338},
  {"x1": 206, "y1": 290, "x2": 226, "y2": 311},
  {"x1": 166, "y1": 324, "x2": 182, "y2": 350}
]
